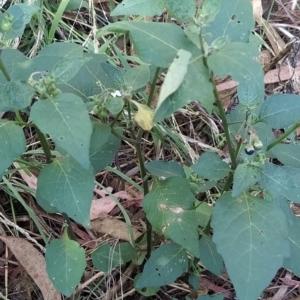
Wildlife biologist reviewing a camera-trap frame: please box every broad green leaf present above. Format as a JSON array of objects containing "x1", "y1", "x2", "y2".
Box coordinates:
[
  {"x1": 46, "y1": 238, "x2": 86, "y2": 297},
  {"x1": 135, "y1": 243, "x2": 188, "y2": 288},
  {"x1": 208, "y1": 43, "x2": 264, "y2": 106},
  {"x1": 10, "y1": 42, "x2": 84, "y2": 81},
  {"x1": 227, "y1": 106, "x2": 274, "y2": 154},
  {"x1": 145, "y1": 160, "x2": 185, "y2": 178},
  {"x1": 1, "y1": 80, "x2": 34, "y2": 111},
  {"x1": 281, "y1": 166, "x2": 300, "y2": 203},
  {"x1": 237, "y1": 79, "x2": 263, "y2": 107},
  {"x1": 131, "y1": 100, "x2": 154, "y2": 131},
  {"x1": 283, "y1": 214, "x2": 300, "y2": 276},
  {"x1": 155, "y1": 49, "x2": 191, "y2": 115},
  {"x1": 62, "y1": 54, "x2": 112, "y2": 98},
  {"x1": 201, "y1": 0, "x2": 220, "y2": 23},
  {"x1": 92, "y1": 242, "x2": 137, "y2": 272},
  {"x1": 38, "y1": 42, "x2": 84, "y2": 57},
  {"x1": 36, "y1": 156, "x2": 94, "y2": 227},
  {"x1": 232, "y1": 163, "x2": 261, "y2": 196},
  {"x1": 0, "y1": 4, "x2": 39, "y2": 39},
  {"x1": 103, "y1": 22, "x2": 195, "y2": 68},
  {"x1": 258, "y1": 163, "x2": 300, "y2": 202},
  {"x1": 124, "y1": 65, "x2": 150, "y2": 91},
  {"x1": 199, "y1": 234, "x2": 223, "y2": 275},
  {"x1": 12, "y1": 56, "x2": 65, "y2": 82},
  {"x1": 164, "y1": 0, "x2": 196, "y2": 22},
  {"x1": 259, "y1": 94, "x2": 300, "y2": 128},
  {"x1": 30, "y1": 93, "x2": 92, "y2": 169},
  {"x1": 191, "y1": 152, "x2": 230, "y2": 180},
  {"x1": 100, "y1": 62, "x2": 124, "y2": 86},
  {"x1": 195, "y1": 202, "x2": 212, "y2": 228},
  {"x1": 184, "y1": 24, "x2": 201, "y2": 48},
  {"x1": 89, "y1": 123, "x2": 120, "y2": 174},
  {"x1": 143, "y1": 177, "x2": 200, "y2": 257},
  {"x1": 203, "y1": 0, "x2": 254, "y2": 44},
  {"x1": 35, "y1": 190, "x2": 59, "y2": 214},
  {"x1": 10, "y1": 46, "x2": 110, "y2": 99},
  {"x1": 106, "y1": 96, "x2": 124, "y2": 115},
  {"x1": 0, "y1": 121, "x2": 26, "y2": 177},
  {"x1": 134, "y1": 274, "x2": 160, "y2": 296},
  {"x1": 0, "y1": 49, "x2": 27, "y2": 93},
  {"x1": 17, "y1": 54, "x2": 105, "y2": 99},
  {"x1": 52, "y1": 57, "x2": 92, "y2": 83},
  {"x1": 278, "y1": 197, "x2": 294, "y2": 226},
  {"x1": 153, "y1": 54, "x2": 214, "y2": 120},
  {"x1": 103, "y1": 21, "x2": 214, "y2": 116},
  {"x1": 190, "y1": 180, "x2": 217, "y2": 194},
  {"x1": 212, "y1": 192, "x2": 289, "y2": 300},
  {"x1": 258, "y1": 163, "x2": 291, "y2": 196},
  {"x1": 269, "y1": 144, "x2": 300, "y2": 168},
  {"x1": 227, "y1": 103, "x2": 262, "y2": 141},
  {"x1": 111, "y1": 0, "x2": 165, "y2": 16}
]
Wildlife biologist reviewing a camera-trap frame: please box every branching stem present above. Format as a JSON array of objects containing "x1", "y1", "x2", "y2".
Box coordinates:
[
  {"x1": 267, "y1": 121, "x2": 300, "y2": 151},
  {"x1": 34, "y1": 125, "x2": 52, "y2": 164}
]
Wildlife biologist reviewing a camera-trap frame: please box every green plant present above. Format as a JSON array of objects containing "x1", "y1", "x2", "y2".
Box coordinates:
[{"x1": 1, "y1": 0, "x2": 300, "y2": 299}]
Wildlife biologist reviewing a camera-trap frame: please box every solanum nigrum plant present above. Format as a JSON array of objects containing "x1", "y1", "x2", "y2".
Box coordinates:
[{"x1": 1, "y1": 0, "x2": 300, "y2": 299}]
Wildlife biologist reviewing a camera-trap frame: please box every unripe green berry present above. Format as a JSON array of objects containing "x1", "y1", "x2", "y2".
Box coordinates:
[
  {"x1": 1, "y1": 21, "x2": 12, "y2": 31},
  {"x1": 36, "y1": 84, "x2": 47, "y2": 96},
  {"x1": 253, "y1": 140, "x2": 263, "y2": 150}
]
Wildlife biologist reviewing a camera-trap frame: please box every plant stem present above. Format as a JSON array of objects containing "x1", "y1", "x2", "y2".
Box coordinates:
[
  {"x1": 123, "y1": 97, "x2": 152, "y2": 257},
  {"x1": 135, "y1": 129, "x2": 152, "y2": 259},
  {"x1": 62, "y1": 213, "x2": 78, "y2": 241},
  {"x1": 267, "y1": 121, "x2": 300, "y2": 151},
  {"x1": 0, "y1": 55, "x2": 11, "y2": 81},
  {"x1": 111, "y1": 127, "x2": 138, "y2": 144},
  {"x1": 198, "y1": 36, "x2": 237, "y2": 170},
  {"x1": 213, "y1": 87, "x2": 237, "y2": 170},
  {"x1": 34, "y1": 126, "x2": 52, "y2": 164},
  {"x1": 147, "y1": 67, "x2": 160, "y2": 107},
  {"x1": 14, "y1": 109, "x2": 24, "y2": 123},
  {"x1": 197, "y1": 33, "x2": 238, "y2": 235},
  {"x1": 110, "y1": 109, "x2": 124, "y2": 128},
  {"x1": 222, "y1": 139, "x2": 243, "y2": 192}
]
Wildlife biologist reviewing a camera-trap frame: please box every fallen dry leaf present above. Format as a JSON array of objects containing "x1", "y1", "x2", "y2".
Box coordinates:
[
  {"x1": 200, "y1": 276, "x2": 233, "y2": 299},
  {"x1": 217, "y1": 61, "x2": 300, "y2": 95},
  {"x1": 90, "y1": 190, "x2": 132, "y2": 220},
  {"x1": 0, "y1": 236, "x2": 61, "y2": 300},
  {"x1": 264, "y1": 62, "x2": 300, "y2": 84},
  {"x1": 91, "y1": 216, "x2": 142, "y2": 241}
]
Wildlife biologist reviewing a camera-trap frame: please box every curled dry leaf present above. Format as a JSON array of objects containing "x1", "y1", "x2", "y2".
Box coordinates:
[
  {"x1": 0, "y1": 236, "x2": 61, "y2": 300},
  {"x1": 90, "y1": 190, "x2": 132, "y2": 220}
]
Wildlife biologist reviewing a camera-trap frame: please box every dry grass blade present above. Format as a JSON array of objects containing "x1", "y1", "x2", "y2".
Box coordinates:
[{"x1": 252, "y1": 0, "x2": 286, "y2": 55}]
